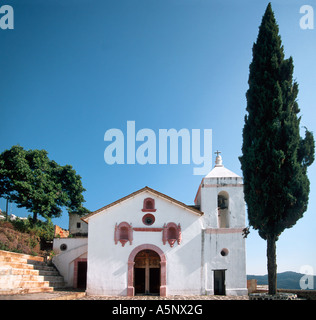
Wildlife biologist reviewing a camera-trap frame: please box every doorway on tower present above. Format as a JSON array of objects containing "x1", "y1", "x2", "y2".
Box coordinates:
[
  {"x1": 214, "y1": 270, "x2": 226, "y2": 295},
  {"x1": 134, "y1": 250, "x2": 160, "y2": 295}
]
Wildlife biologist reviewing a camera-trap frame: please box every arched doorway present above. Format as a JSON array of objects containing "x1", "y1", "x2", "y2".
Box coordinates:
[
  {"x1": 134, "y1": 250, "x2": 160, "y2": 295},
  {"x1": 127, "y1": 244, "x2": 167, "y2": 296}
]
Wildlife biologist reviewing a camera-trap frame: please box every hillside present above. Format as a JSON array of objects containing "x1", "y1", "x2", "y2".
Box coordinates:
[
  {"x1": 0, "y1": 219, "x2": 54, "y2": 256},
  {"x1": 247, "y1": 271, "x2": 316, "y2": 290}
]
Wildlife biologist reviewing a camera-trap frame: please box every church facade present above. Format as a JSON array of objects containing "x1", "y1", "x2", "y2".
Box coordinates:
[{"x1": 53, "y1": 154, "x2": 247, "y2": 296}]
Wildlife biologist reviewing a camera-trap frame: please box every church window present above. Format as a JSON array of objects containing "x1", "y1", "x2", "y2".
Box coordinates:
[
  {"x1": 220, "y1": 248, "x2": 229, "y2": 256},
  {"x1": 114, "y1": 222, "x2": 133, "y2": 247},
  {"x1": 60, "y1": 243, "x2": 67, "y2": 251},
  {"x1": 142, "y1": 214, "x2": 155, "y2": 226},
  {"x1": 162, "y1": 222, "x2": 181, "y2": 247},
  {"x1": 142, "y1": 197, "x2": 156, "y2": 212}
]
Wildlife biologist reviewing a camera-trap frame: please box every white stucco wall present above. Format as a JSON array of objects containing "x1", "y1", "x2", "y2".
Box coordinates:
[
  {"x1": 52, "y1": 167, "x2": 247, "y2": 296},
  {"x1": 203, "y1": 231, "x2": 247, "y2": 295},
  {"x1": 86, "y1": 190, "x2": 204, "y2": 296},
  {"x1": 198, "y1": 170, "x2": 247, "y2": 296},
  {"x1": 201, "y1": 177, "x2": 245, "y2": 229},
  {"x1": 53, "y1": 237, "x2": 88, "y2": 286}
]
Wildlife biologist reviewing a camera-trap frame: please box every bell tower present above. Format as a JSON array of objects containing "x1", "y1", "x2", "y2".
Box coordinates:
[
  {"x1": 194, "y1": 151, "x2": 245, "y2": 229},
  {"x1": 195, "y1": 152, "x2": 247, "y2": 296}
]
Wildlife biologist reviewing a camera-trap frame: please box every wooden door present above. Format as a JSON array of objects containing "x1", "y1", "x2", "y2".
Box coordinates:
[
  {"x1": 77, "y1": 261, "x2": 87, "y2": 289},
  {"x1": 134, "y1": 250, "x2": 160, "y2": 295}
]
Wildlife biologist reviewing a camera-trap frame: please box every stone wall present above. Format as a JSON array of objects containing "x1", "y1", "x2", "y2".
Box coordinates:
[
  {"x1": 54, "y1": 225, "x2": 69, "y2": 238},
  {"x1": 247, "y1": 278, "x2": 316, "y2": 300},
  {"x1": 278, "y1": 289, "x2": 316, "y2": 300},
  {"x1": 247, "y1": 279, "x2": 257, "y2": 293}
]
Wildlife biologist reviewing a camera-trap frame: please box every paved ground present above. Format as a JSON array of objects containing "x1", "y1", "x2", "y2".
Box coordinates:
[
  {"x1": 0, "y1": 290, "x2": 249, "y2": 300},
  {"x1": 0, "y1": 289, "x2": 86, "y2": 300}
]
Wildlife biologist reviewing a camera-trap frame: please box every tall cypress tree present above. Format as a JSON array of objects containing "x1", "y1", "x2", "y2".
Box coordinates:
[{"x1": 240, "y1": 3, "x2": 315, "y2": 295}]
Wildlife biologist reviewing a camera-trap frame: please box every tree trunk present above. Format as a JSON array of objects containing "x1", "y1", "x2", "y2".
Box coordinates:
[
  {"x1": 267, "y1": 234, "x2": 277, "y2": 294},
  {"x1": 5, "y1": 198, "x2": 9, "y2": 221},
  {"x1": 32, "y1": 212, "x2": 38, "y2": 224}
]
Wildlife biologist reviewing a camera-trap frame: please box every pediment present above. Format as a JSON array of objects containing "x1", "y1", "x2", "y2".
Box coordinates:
[{"x1": 82, "y1": 186, "x2": 203, "y2": 223}]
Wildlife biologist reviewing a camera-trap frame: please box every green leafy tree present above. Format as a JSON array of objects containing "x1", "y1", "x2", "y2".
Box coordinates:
[
  {"x1": 0, "y1": 145, "x2": 89, "y2": 223},
  {"x1": 239, "y1": 3, "x2": 315, "y2": 294}
]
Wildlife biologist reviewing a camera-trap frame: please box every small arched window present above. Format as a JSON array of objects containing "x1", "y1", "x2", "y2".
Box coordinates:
[
  {"x1": 142, "y1": 197, "x2": 156, "y2": 212},
  {"x1": 218, "y1": 191, "x2": 229, "y2": 228},
  {"x1": 163, "y1": 222, "x2": 181, "y2": 247},
  {"x1": 114, "y1": 222, "x2": 133, "y2": 247}
]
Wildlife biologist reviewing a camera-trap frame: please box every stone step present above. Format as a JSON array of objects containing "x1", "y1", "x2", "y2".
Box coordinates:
[
  {"x1": 42, "y1": 275, "x2": 65, "y2": 288},
  {"x1": 32, "y1": 263, "x2": 57, "y2": 271},
  {"x1": 0, "y1": 280, "x2": 50, "y2": 289},
  {"x1": 47, "y1": 281, "x2": 65, "y2": 288},
  {"x1": 0, "y1": 287, "x2": 54, "y2": 295},
  {"x1": 0, "y1": 266, "x2": 63, "y2": 278},
  {"x1": 0, "y1": 256, "x2": 27, "y2": 264},
  {"x1": 0, "y1": 250, "x2": 44, "y2": 262},
  {"x1": 0, "y1": 262, "x2": 35, "y2": 269},
  {"x1": 0, "y1": 255, "x2": 46, "y2": 265},
  {"x1": 38, "y1": 269, "x2": 60, "y2": 276},
  {"x1": 0, "y1": 270, "x2": 64, "y2": 288},
  {"x1": 0, "y1": 274, "x2": 45, "y2": 282},
  {"x1": 42, "y1": 275, "x2": 63, "y2": 282},
  {"x1": 0, "y1": 267, "x2": 39, "y2": 276},
  {"x1": 0, "y1": 250, "x2": 65, "y2": 293}
]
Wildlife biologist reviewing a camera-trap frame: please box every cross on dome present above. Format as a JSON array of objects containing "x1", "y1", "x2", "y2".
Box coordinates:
[{"x1": 214, "y1": 150, "x2": 223, "y2": 167}]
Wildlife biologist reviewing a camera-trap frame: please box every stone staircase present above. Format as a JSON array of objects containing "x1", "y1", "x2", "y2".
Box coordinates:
[{"x1": 0, "y1": 250, "x2": 65, "y2": 295}]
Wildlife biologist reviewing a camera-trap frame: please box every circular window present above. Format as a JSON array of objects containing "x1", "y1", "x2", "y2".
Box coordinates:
[
  {"x1": 220, "y1": 248, "x2": 229, "y2": 256},
  {"x1": 142, "y1": 214, "x2": 155, "y2": 226},
  {"x1": 60, "y1": 243, "x2": 67, "y2": 251}
]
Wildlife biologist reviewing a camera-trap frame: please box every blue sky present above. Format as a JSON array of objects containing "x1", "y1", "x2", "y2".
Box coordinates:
[{"x1": 0, "y1": 0, "x2": 315, "y2": 275}]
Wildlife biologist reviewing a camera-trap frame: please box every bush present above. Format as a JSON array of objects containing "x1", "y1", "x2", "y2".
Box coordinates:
[
  {"x1": 11, "y1": 218, "x2": 30, "y2": 233},
  {"x1": 9, "y1": 216, "x2": 54, "y2": 242},
  {"x1": 0, "y1": 217, "x2": 54, "y2": 256}
]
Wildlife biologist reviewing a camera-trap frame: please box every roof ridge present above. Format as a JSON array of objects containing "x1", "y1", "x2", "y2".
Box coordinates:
[{"x1": 81, "y1": 186, "x2": 203, "y2": 222}]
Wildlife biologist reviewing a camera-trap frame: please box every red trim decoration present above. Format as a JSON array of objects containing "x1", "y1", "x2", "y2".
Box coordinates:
[
  {"x1": 142, "y1": 197, "x2": 156, "y2": 212},
  {"x1": 114, "y1": 222, "x2": 133, "y2": 247},
  {"x1": 133, "y1": 227, "x2": 163, "y2": 232},
  {"x1": 127, "y1": 244, "x2": 167, "y2": 297},
  {"x1": 162, "y1": 222, "x2": 182, "y2": 247},
  {"x1": 142, "y1": 213, "x2": 155, "y2": 226}
]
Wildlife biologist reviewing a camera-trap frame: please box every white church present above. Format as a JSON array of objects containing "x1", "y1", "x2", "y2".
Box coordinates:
[{"x1": 53, "y1": 153, "x2": 247, "y2": 296}]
